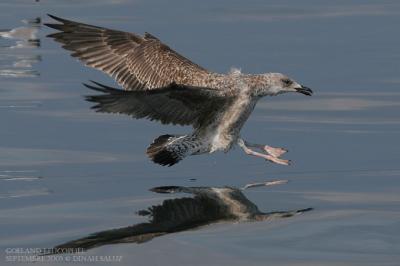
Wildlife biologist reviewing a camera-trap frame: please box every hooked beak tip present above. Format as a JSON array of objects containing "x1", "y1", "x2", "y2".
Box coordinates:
[{"x1": 295, "y1": 86, "x2": 313, "y2": 96}]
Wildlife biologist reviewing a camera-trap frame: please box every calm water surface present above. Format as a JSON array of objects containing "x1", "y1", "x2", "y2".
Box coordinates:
[{"x1": 1, "y1": 0, "x2": 400, "y2": 265}]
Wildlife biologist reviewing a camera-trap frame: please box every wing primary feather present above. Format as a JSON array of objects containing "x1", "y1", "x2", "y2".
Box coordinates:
[{"x1": 46, "y1": 15, "x2": 212, "y2": 92}]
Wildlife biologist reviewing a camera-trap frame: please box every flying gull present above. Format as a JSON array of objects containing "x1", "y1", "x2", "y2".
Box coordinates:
[
  {"x1": 41, "y1": 181, "x2": 312, "y2": 254},
  {"x1": 45, "y1": 15, "x2": 313, "y2": 166}
]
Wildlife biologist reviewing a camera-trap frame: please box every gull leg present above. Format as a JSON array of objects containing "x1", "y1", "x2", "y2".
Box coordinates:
[
  {"x1": 242, "y1": 180, "x2": 288, "y2": 190},
  {"x1": 264, "y1": 145, "x2": 288, "y2": 158},
  {"x1": 237, "y1": 139, "x2": 290, "y2": 166},
  {"x1": 244, "y1": 140, "x2": 287, "y2": 158},
  {"x1": 256, "y1": 208, "x2": 313, "y2": 221}
]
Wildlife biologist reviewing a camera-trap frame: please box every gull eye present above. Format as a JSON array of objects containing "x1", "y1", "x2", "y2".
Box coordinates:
[{"x1": 282, "y1": 78, "x2": 293, "y2": 86}]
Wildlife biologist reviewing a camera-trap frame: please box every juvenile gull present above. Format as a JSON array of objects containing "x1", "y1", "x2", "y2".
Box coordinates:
[
  {"x1": 42, "y1": 181, "x2": 312, "y2": 254},
  {"x1": 45, "y1": 15, "x2": 313, "y2": 166}
]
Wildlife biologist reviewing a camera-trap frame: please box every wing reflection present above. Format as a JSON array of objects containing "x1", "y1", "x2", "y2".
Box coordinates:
[
  {"x1": 45, "y1": 183, "x2": 312, "y2": 254},
  {"x1": 0, "y1": 17, "x2": 41, "y2": 78},
  {"x1": 0, "y1": 27, "x2": 38, "y2": 42}
]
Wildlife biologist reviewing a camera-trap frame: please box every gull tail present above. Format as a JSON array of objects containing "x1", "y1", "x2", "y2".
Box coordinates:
[{"x1": 147, "y1": 135, "x2": 196, "y2": 166}]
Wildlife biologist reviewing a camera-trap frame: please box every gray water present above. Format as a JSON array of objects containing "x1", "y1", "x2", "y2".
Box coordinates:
[{"x1": 1, "y1": 0, "x2": 400, "y2": 265}]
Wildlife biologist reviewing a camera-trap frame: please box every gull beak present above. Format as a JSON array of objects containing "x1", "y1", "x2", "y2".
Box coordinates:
[{"x1": 295, "y1": 85, "x2": 313, "y2": 96}]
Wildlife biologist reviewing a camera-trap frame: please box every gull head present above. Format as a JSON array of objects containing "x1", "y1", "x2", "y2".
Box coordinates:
[{"x1": 260, "y1": 73, "x2": 313, "y2": 96}]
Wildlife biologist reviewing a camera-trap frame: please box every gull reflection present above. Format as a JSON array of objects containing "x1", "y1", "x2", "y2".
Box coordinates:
[
  {"x1": 0, "y1": 17, "x2": 41, "y2": 78},
  {"x1": 22, "y1": 17, "x2": 41, "y2": 26},
  {"x1": 0, "y1": 27, "x2": 38, "y2": 42},
  {"x1": 0, "y1": 17, "x2": 40, "y2": 47},
  {"x1": 45, "y1": 181, "x2": 312, "y2": 254},
  {"x1": 0, "y1": 69, "x2": 39, "y2": 78},
  {"x1": 12, "y1": 54, "x2": 41, "y2": 68}
]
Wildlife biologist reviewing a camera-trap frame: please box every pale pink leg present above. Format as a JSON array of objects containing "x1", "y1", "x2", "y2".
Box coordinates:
[
  {"x1": 242, "y1": 180, "x2": 289, "y2": 190},
  {"x1": 264, "y1": 145, "x2": 288, "y2": 158},
  {"x1": 237, "y1": 139, "x2": 290, "y2": 166},
  {"x1": 244, "y1": 141, "x2": 287, "y2": 158}
]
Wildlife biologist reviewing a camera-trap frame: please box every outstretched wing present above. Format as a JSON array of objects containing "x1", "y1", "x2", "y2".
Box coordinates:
[
  {"x1": 44, "y1": 224, "x2": 166, "y2": 254},
  {"x1": 84, "y1": 81, "x2": 231, "y2": 128},
  {"x1": 45, "y1": 195, "x2": 226, "y2": 254},
  {"x1": 45, "y1": 15, "x2": 212, "y2": 91},
  {"x1": 142, "y1": 196, "x2": 226, "y2": 225}
]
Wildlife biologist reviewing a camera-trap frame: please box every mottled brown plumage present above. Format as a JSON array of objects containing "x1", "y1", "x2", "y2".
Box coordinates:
[
  {"x1": 45, "y1": 15, "x2": 215, "y2": 91},
  {"x1": 46, "y1": 15, "x2": 313, "y2": 166}
]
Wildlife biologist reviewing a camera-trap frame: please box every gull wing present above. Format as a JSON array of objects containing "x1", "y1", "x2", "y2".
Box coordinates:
[
  {"x1": 84, "y1": 81, "x2": 231, "y2": 128},
  {"x1": 45, "y1": 15, "x2": 213, "y2": 91},
  {"x1": 45, "y1": 195, "x2": 226, "y2": 254}
]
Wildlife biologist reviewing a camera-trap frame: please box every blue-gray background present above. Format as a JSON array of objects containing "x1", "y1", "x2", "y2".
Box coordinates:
[{"x1": 1, "y1": 0, "x2": 399, "y2": 265}]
